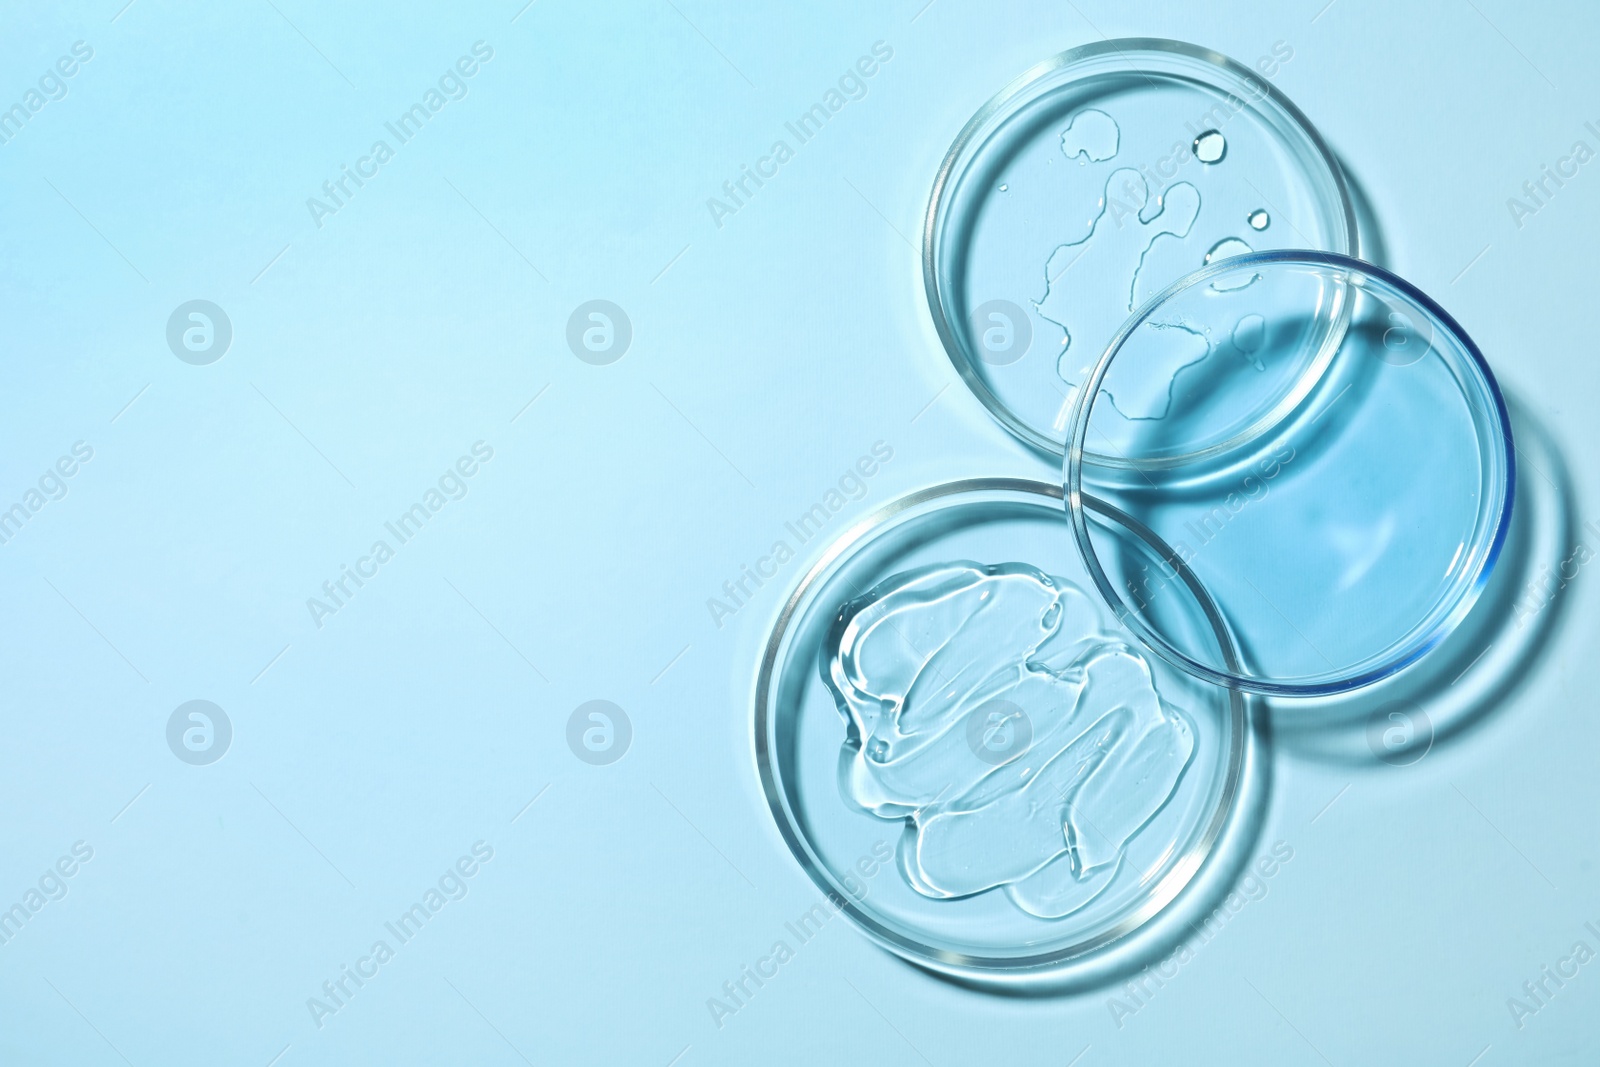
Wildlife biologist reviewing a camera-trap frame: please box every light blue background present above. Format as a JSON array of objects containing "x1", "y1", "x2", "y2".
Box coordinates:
[{"x1": 1, "y1": 1, "x2": 1596, "y2": 1064}]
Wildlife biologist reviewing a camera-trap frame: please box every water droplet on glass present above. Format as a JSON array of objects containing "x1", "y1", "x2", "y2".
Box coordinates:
[
  {"x1": 867, "y1": 737, "x2": 890, "y2": 763},
  {"x1": 1232, "y1": 313, "x2": 1267, "y2": 370},
  {"x1": 1205, "y1": 237, "x2": 1253, "y2": 265},
  {"x1": 1247, "y1": 209, "x2": 1270, "y2": 230},
  {"x1": 1232, "y1": 313, "x2": 1265, "y2": 351},
  {"x1": 1193, "y1": 130, "x2": 1226, "y2": 164},
  {"x1": 1206, "y1": 238, "x2": 1258, "y2": 291},
  {"x1": 998, "y1": 183, "x2": 1009, "y2": 192},
  {"x1": 1061, "y1": 109, "x2": 1120, "y2": 163}
]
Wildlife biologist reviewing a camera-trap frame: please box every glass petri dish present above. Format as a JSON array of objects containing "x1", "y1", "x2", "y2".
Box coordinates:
[
  {"x1": 754, "y1": 480, "x2": 1249, "y2": 979},
  {"x1": 923, "y1": 39, "x2": 1355, "y2": 457},
  {"x1": 1063, "y1": 251, "x2": 1515, "y2": 696}
]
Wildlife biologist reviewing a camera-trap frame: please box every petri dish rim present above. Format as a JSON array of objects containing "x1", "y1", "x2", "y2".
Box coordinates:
[
  {"x1": 1063, "y1": 249, "x2": 1518, "y2": 698},
  {"x1": 753, "y1": 478, "x2": 1250, "y2": 977},
  {"x1": 922, "y1": 37, "x2": 1359, "y2": 459}
]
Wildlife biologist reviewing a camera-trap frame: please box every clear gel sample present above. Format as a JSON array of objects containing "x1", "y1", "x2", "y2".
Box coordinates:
[
  {"x1": 757, "y1": 482, "x2": 1250, "y2": 977},
  {"x1": 822, "y1": 562, "x2": 1194, "y2": 918}
]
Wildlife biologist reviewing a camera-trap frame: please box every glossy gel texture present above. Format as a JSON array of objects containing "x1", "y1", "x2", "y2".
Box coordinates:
[{"x1": 821, "y1": 562, "x2": 1194, "y2": 918}]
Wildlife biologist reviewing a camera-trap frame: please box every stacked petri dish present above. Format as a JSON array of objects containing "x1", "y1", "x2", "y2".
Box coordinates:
[{"x1": 756, "y1": 40, "x2": 1514, "y2": 985}]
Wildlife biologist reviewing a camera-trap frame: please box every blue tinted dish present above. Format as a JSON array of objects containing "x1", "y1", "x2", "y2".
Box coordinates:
[{"x1": 1063, "y1": 251, "x2": 1515, "y2": 696}]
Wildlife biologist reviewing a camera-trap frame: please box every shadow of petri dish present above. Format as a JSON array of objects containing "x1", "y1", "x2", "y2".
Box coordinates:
[
  {"x1": 754, "y1": 480, "x2": 1262, "y2": 988},
  {"x1": 1065, "y1": 251, "x2": 1515, "y2": 699},
  {"x1": 923, "y1": 39, "x2": 1356, "y2": 460},
  {"x1": 1266, "y1": 392, "x2": 1575, "y2": 763},
  {"x1": 1334, "y1": 151, "x2": 1390, "y2": 270}
]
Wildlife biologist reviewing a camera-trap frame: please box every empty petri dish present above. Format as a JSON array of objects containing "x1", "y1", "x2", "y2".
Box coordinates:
[
  {"x1": 1063, "y1": 251, "x2": 1515, "y2": 696},
  {"x1": 755, "y1": 480, "x2": 1249, "y2": 980},
  {"x1": 923, "y1": 39, "x2": 1355, "y2": 456}
]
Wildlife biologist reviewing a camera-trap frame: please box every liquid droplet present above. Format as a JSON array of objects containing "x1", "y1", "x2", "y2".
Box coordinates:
[
  {"x1": 1232, "y1": 313, "x2": 1265, "y2": 351},
  {"x1": 1060, "y1": 109, "x2": 1120, "y2": 163},
  {"x1": 1206, "y1": 238, "x2": 1258, "y2": 291},
  {"x1": 1232, "y1": 313, "x2": 1267, "y2": 370},
  {"x1": 1205, "y1": 237, "x2": 1253, "y2": 265},
  {"x1": 867, "y1": 737, "x2": 889, "y2": 763},
  {"x1": 1247, "y1": 209, "x2": 1270, "y2": 230},
  {"x1": 998, "y1": 183, "x2": 1009, "y2": 192},
  {"x1": 1193, "y1": 129, "x2": 1226, "y2": 164}
]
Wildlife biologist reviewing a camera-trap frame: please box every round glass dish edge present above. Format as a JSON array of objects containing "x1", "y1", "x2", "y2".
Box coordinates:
[
  {"x1": 1063, "y1": 249, "x2": 1518, "y2": 697},
  {"x1": 752, "y1": 477, "x2": 1251, "y2": 976},
  {"x1": 920, "y1": 37, "x2": 1360, "y2": 459}
]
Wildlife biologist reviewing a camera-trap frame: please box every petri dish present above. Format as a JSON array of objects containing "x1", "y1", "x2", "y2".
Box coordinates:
[
  {"x1": 1063, "y1": 251, "x2": 1515, "y2": 696},
  {"x1": 754, "y1": 480, "x2": 1249, "y2": 979},
  {"x1": 924, "y1": 39, "x2": 1355, "y2": 457}
]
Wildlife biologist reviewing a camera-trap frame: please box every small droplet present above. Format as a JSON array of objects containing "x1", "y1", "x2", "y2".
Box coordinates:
[
  {"x1": 1193, "y1": 129, "x2": 1226, "y2": 164},
  {"x1": 1248, "y1": 209, "x2": 1270, "y2": 230},
  {"x1": 867, "y1": 738, "x2": 889, "y2": 763},
  {"x1": 1232, "y1": 314, "x2": 1267, "y2": 370},
  {"x1": 1061, "y1": 108, "x2": 1120, "y2": 163},
  {"x1": 1206, "y1": 238, "x2": 1259, "y2": 291},
  {"x1": 1232, "y1": 313, "x2": 1266, "y2": 353},
  {"x1": 1205, "y1": 237, "x2": 1253, "y2": 265},
  {"x1": 1041, "y1": 601, "x2": 1061, "y2": 629},
  {"x1": 998, "y1": 183, "x2": 1009, "y2": 192}
]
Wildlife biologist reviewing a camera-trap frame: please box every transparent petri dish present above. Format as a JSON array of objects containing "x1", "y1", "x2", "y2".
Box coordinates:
[
  {"x1": 1063, "y1": 251, "x2": 1515, "y2": 696},
  {"x1": 923, "y1": 39, "x2": 1355, "y2": 457},
  {"x1": 754, "y1": 480, "x2": 1249, "y2": 980}
]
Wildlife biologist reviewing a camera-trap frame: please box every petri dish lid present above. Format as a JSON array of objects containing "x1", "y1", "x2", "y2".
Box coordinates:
[
  {"x1": 1063, "y1": 251, "x2": 1515, "y2": 696},
  {"x1": 924, "y1": 39, "x2": 1355, "y2": 457}
]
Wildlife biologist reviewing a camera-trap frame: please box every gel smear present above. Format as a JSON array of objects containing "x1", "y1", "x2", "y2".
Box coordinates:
[{"x1": 821, "y1": 561, "x2": 1195, "y2": 919}]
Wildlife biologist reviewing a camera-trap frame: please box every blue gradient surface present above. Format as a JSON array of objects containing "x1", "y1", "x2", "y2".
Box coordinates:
[{"x1": 1, "y1": 2, "x2": 1596, "y2": 1064}]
